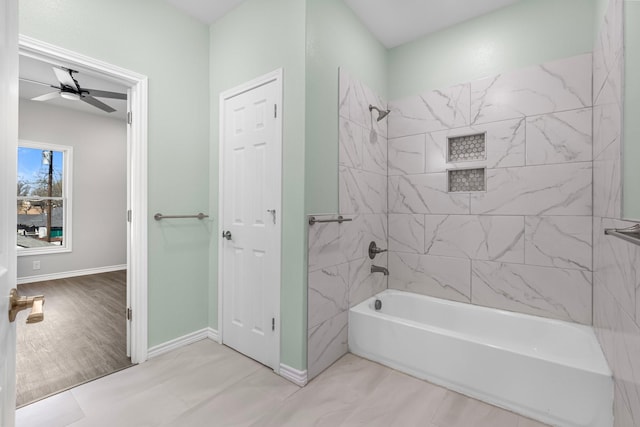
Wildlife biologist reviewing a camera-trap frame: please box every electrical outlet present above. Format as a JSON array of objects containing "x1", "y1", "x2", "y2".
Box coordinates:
[{"x1": 32, "y1": 261, "x2": 40, "y2": 270}]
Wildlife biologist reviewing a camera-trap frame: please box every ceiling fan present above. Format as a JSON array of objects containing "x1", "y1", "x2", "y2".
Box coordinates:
[{"x1": 20, "y1": 66, "x2": 126, "y2": 113}]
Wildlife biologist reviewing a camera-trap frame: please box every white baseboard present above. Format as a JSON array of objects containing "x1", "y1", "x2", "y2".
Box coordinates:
[
  {"x1": 206, "y1": 327, "x2": 219, "y2": 342},
  {"x1": 148, "y1": 327, "x2": 218, "y2": 359},
  {"x1": 17, "y1": 264, "x2": 127, "y2": 284},
  {"x1": 147, "y1": 328, "x2": 309, "y2": 388},
  {"x1": 279, "y1": 363, "x2": 308, "y2": 387}
]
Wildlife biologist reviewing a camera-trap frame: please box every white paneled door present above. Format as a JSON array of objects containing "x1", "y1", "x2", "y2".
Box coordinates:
[
  {"x1": 219, "y1": 70, "x2": 282, "y2": 370},
  {"x1": 0, "y1": 0, "x2": 19, "y2": 425}
]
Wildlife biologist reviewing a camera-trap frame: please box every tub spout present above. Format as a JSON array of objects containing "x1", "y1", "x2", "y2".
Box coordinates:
[{"x1": 371, "y1": 265, "x2": 389, "y2": 276}]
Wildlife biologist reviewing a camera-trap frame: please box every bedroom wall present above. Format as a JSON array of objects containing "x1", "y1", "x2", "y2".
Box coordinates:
[{"x1": 17, "y1": 100, "x2": 127, "y2": 280}]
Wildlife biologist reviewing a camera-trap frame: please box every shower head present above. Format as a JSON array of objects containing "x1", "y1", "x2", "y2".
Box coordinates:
[{"x1": 369, "y1": 104, "x2": 390, "y2": 122}]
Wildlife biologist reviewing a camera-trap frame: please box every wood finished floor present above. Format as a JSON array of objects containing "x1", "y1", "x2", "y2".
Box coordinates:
[
  {"x1": 16, "y1": 271, "x2": 132, "y2": 407},
  {"x1": 16, "y1": 340, "x2": 551, "y2": 427}
]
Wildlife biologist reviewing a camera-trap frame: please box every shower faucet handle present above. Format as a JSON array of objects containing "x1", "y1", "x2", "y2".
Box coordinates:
[{"x1": 368, "y1": 241, "x2": 387, "y2": 259}]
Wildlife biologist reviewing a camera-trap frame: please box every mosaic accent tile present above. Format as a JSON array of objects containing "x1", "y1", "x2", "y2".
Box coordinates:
[
  {"x1": 448, "y1": 168, "x2": 485, "y2": 193},
  {"x1": 426, "y1": 119, "x2": 525, "y2": 172},
  {"x1": 448, "y1": 133, "x2": 486, "y2": 163}
]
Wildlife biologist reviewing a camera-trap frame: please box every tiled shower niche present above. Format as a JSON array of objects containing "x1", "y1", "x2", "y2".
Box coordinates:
[
  {"x1": 388, "y1": 53, "x2": 594, "y2": 326},
  {"x1": 447, "y1": 133, "x2": 486, "y2": 162},
  {"x1": 448, "y1": 168, "x2": 486, "y2": 192}
]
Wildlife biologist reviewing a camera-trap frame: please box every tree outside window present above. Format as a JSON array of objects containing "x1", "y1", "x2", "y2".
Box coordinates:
[{"x1": 17, "y1": 141, "x2": 72, "y2": 255}]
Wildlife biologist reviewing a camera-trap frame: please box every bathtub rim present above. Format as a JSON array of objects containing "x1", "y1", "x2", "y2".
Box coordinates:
[
  {"x1": 351, "y1": 289, "x2": 612, "y2": 377},
  {"x1": 348, "y1": 337, "x2": 613, "y2": 427}
]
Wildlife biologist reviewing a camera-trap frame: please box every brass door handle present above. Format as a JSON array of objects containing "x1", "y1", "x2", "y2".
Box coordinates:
[{"x1": 8, "y1": 288, "x2": 45, "y2": 323}]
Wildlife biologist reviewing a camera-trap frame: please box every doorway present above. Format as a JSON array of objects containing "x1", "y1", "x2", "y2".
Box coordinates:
[
  {"x1": 16, "y1": 53, "x2": 129, "y2": 405},
  {"x1": 218, "y1": 69, "x2": 283, "y2": 371},
  {"x1": 15, "y1": 36, "x2": 149, "y2": 405},
  {"x1": 15, "y1": 272, "x2": 129, "y2": 405}
]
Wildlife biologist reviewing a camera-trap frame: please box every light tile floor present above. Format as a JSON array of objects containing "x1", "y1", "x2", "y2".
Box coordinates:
[{"x1": 17, "y1": 340, "x2": 551, "y2": 427}]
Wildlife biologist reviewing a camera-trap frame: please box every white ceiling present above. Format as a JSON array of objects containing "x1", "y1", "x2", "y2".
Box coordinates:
[
  {"x1": 19, "y1": 55, "x2": 128, "y2": 121},
  {"x1": 167, "y1": 0, "x2": 522, "y2": 48}
]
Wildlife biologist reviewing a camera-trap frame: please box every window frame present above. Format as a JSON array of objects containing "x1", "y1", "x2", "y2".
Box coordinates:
[{"x1": 17, "y1": 140, "x2": 73, "y2": 256}]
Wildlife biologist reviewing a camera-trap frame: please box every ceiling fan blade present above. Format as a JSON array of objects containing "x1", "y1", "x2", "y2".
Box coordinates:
[
  {"x1": 84, "y1": 88, "x2": 127, "y2": 100},
  {"x1": 31, "y1": 92, "x2": 61, "y2": 102},
  {"x1": 19, "y1": 77, "x2": 59, "y2": 89},
  {"x1": 53, "y1": 67, "x2": 79, "y2": 90},
  {"x1": 81, "y1": 95, "x2": 116, "y2": 113}
]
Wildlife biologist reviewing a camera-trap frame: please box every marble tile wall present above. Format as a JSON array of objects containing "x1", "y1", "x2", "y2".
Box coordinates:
[
  {"x1": 387, "y1": 53, "x2": 594, "y2": 324},
  {"x1": 306, "y1": 218, "x2": 348, "y2": 382},
  {"x1": 307, "y1": 69, "x2": 388, "y2": 381},
  {"x1": 338, "y1": 69, "x2": 389, "y2": 309},
  {"x1": 307, "y1": 5, "x2": 639, "y2": 426},
  {"x1": 592, "y1": 1, "x2": 640, "y2": 426}
]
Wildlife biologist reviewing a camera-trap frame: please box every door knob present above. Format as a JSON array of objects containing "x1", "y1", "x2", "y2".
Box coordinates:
[
  {"x1": 222, "y1": 230, "x2": 232, "y2": 240},
  {"x1": 8, "y1": 288, "x2": 45, "y2": 323},
  {"x1": 267, "y1": 209, "x2": 276, "y2": 224}
]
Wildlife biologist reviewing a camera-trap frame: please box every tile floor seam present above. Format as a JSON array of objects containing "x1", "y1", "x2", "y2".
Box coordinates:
[{"x1": 167, "y1": 364, "x2": 274, "y2": 419}]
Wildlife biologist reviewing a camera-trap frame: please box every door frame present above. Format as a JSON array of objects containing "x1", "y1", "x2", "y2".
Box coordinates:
[
  {"x1": 18, "y1": 35, "x2": 150, "y2": 364},
  {"x1": 217, "y1": 69, "x2": 283, "y2": 371},
  {"x1": 0, "y1": 0, "x2": 19, "y2": 425}
]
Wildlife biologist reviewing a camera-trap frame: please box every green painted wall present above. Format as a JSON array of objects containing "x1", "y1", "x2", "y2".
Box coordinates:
[
  {"x1": 209, "y1": 0, "x2": 307, "y2": 369},
  {"x1": 19, "y1": 0, "x2": 211, "y2": 347},
  {"x1": 624, "y1": 0, "x2": 640, "y2": 220},
  {"x1": 305, "y1": 0, "x2": 388, "y2": 215},
  {"x1": 20, "y1": 0, "x2": 606, "y2": 372},
  {"x1": 594, "y1": 0, "x2": 610, "y2": 34},
  {"x1": 388, "y1": 0, "x2": 596, "y2": 99}
]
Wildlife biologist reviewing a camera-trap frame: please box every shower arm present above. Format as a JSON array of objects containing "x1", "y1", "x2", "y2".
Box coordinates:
[{"x1": 368, "y1": 104, "x2": 390, "y2": 122}]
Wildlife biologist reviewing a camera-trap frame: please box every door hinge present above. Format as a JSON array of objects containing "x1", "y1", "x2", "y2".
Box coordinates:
[
  {"x1": 126, "y1": 307, "x2": 132, "y2": 321},
  {"x1": 274, "y1": 104, "x2": 277, "y2": 118},
  {"x1": 127, "y1": 209, "x2": 132, "y2": 222},
  {"x1": 272, "y1": 317, "x2": 275, "y2": 331},
  {"x1": 127, "y1": 111, "x2": 132, "y2": 124}
]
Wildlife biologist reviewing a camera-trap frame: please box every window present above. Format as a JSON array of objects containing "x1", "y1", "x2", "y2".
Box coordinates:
[{"x1": 17, "y1": 141, "x2": 73, "y2": 255}]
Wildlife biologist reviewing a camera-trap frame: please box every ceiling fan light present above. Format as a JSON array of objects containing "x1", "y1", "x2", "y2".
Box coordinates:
[{"x1": 60, "y1": 91, "x2": 80, "y2": 101}]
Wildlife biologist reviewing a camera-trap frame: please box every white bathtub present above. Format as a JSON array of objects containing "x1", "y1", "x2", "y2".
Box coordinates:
[{"x1": 348, "y1": 289, "x2": 613, "y2": 427}]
